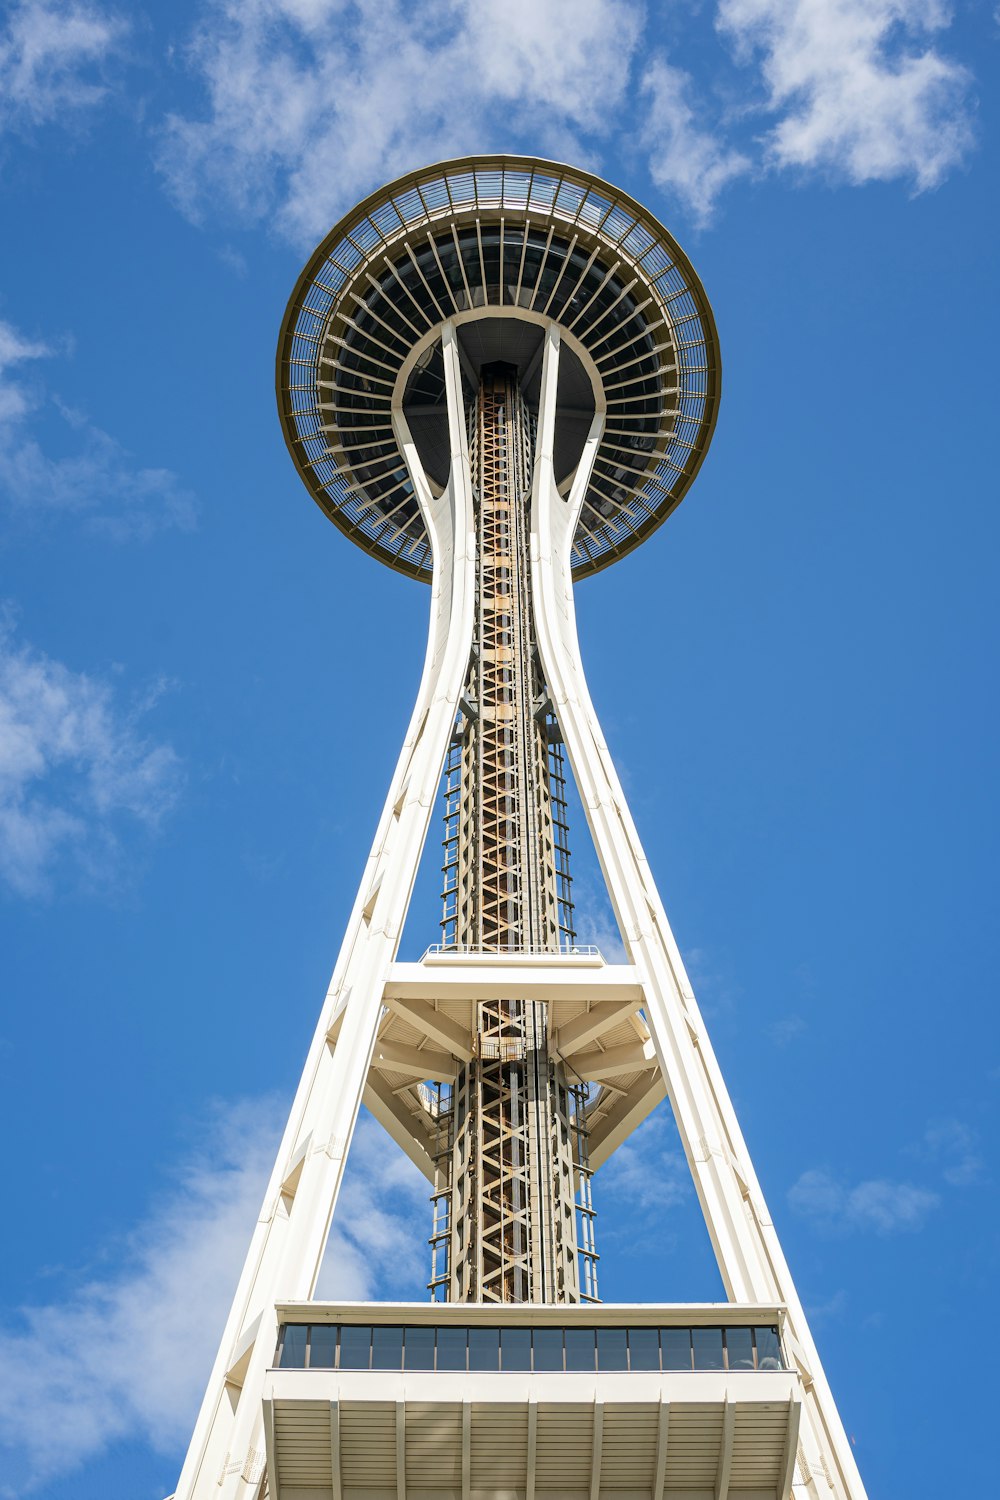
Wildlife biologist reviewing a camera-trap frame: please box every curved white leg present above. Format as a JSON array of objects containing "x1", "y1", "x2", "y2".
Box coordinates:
[
  {"x1": 530, "y1": 324, "x2": 867, "y2": 1500},
  {"x1": 175, "y1": 323, "x2": 477, "y2": 1499}
]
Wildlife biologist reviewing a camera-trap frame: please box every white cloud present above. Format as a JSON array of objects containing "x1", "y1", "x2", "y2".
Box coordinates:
[
  {"x1": 157, "y1": 0, "x2": 644, "y2": 245},
  {"x1": 0, "y1": 317, "x2": 197, "y2": 539},
  {"x1": 718, "y1": 0, "x2": 975, "y2": 190},
  {"x1": 463, "y1": 0, "x2": 643, "y2": 134},
  {"x1": 0, "y1": 1100, "x2": 427, "y2": 1494},
  {"x1": 768, "y1": 1012, "x2": 806, "y2": 1046},
  {"x1": 0, "y1": 0, "x2": 128, "y2": 136},
  {"x1": 0, "y1": 1098, "x2": 280, "y2": 1495},
  {"x1": 641, "y1": 57, "x2": 751, "y2": 225},
  {"x1": 318, "y1": 1110, "x2": 430, "y2": 1299},
  {"x1": 788, "y1": 1166, "x2": 939, "y2": 1233},
  {"x1": 0, "y1": 615, "x2": 183, "y2": 895},
  {"x1": 803, "y1": 1286, "x2": 849, "y2": 1322},
  {"x1": 155, "y1": 0, "x2": 979, "y2": 239},
  {"x1": 573, "y1": 880, "x2": 627, "y2": 962},
  {"x1": 921, "y1": 1117, "x2": 984, "y2": 1187},
  {"x1": 684, "y1": 944, "x2": 742, "y2": 1023},
  {"x1": 599, "y1": 1105, "x2": 692, "y2": 1213}
]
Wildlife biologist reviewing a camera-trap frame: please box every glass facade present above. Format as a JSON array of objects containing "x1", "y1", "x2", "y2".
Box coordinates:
[{"x1": 276, "y1": 1322, "x2": 784, "y2": 1373}]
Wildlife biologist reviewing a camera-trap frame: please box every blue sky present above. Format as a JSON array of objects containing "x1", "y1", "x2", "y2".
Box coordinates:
[{"x1": 0, "y1": 0, "x2": 997, "y2": 1495}]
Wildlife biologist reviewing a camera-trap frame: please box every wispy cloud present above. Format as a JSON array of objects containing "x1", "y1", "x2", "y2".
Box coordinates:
[
  {"x1": 802, "y1": 1286, "x2": 849, "y2": 1323},
  {"x1": 718, "y1": 0, "x2": 975, "y2": 191},
  {"x1": 0, "y1": 0, "x2": 128, "y2": 139},
  {"x1": 573, "y1": 878, "x2": 626, "y2": 962},
  {"x1": 0, "y1": 1097, "x2": 280, "y2": 1496},
  {"x1": 600, "y1": 1105, "x2": 692, "y2": 1215},
  {"x1": 768, "y1": 1012, "x2": 806, "y2": 1046},
  {"x1": 919, "y1": 1117, "x2": 984, "y2": 1187},
  {"x1": 0, "y1": 316, "x2": 196, "y2": 540},
  {"x1": 0, "y1": 1101, "x2": 428, "y2": 1494},
  {"x1": 788, "y1": 1166, "x2": 939, "y2": 1233},
  {"x1": 318, "y1": 1110, "x2": 431, "y2": 1300},
  {"x1": 684, "y1": 945, "x2": 742, "y2": 1024},
  {"x1": 641, "y1": 57, "x2": 751, "y2": 226},
  {"x1": 0, "y1": 613, "x2": 183, "y2": 896},
  {"x1": 155, "y1": 0, "x2": 977, "y2": 241},
  {"x1": 157, "y1": 0, "x2": 645, "y2": 245}
]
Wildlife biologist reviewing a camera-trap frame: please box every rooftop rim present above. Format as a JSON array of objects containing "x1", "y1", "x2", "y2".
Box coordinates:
[{"x1": 276, "y1": 153, "x2": 721, "y2": 581}]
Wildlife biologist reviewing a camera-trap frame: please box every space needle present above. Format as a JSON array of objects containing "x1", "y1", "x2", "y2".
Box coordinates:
[{"x1": 171, "y1": 156, "x2": 868, "y2": 1500}]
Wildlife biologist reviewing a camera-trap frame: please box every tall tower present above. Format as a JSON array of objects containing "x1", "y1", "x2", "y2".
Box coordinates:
[{"x1": 172, "y1": 157, "x2": 868, "y2": 1500}]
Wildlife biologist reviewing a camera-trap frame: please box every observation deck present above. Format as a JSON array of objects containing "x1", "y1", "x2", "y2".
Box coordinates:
[
  {"x1": 277, "y1": 155, "x2": 720, "y2": 580},
  {"x1": 263, "y1": 1302, "x2": 800, "y2": 1500}
]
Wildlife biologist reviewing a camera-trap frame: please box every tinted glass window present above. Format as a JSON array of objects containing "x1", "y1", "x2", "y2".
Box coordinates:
[
  {"x1": 629, "y1": 1328, "x2": 660, "y2": 1371},
  {"x1": 661, "y1": 1328, "x2": 691, "y2": 1370},
  {"x1": 596, "y1": 1327, "x2": 628, "y2": 1370},
  {"x1": 500, "y1": 1327, "x2": 532, "y2": 1370},
  {"x1": 755, "y1": 1327, "x2": 782, "y2": 1371},
  {"x1": 310, "y1": 1325, "x2": 337, "y2": 1368},
  {"x1": 533, "y1": 1328, "x2": 563, "y2": 1371},
  {"x1": 404, "y1": 1327, "x2": 435, "y2": 1370},
  {"x1": 372, "y1": 1325, "x2": 404, "y2": 1370},
  {"x1": 469, "y1": 1327, "x2": 500, "y2": 1371},
  {"x1": 565, "y1": 1328, "x2": 596, "y2": 1371},
  {"x1": 692, "y1": 1328, "x2": 724, "y2": 1370},
  {"x1": 339, "y1": 1325, "x2": 372, "y2": 1369},
  {"x1": 725, "y1": 1327, "x2": 754, "y2": 1371},
  {"x1": 299, "y1": 1322, "x2": 780, "y2": 1375},
  {"x1": 437, "y1": 1326, "x2": 467, "y2": 1371},
  {"x1": 280, "y1": 1324, "x2": 307, "y2": 1368}
]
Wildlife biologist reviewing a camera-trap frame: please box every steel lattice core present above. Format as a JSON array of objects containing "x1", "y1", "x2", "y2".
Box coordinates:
[{"x1": 432, "y1": 366, "x2": 596, "y2": 1303}]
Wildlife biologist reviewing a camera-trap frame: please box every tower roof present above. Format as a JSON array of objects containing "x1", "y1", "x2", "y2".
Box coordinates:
[{"x1": 276, "y1": 154, "x2": 721, "y2": 580}]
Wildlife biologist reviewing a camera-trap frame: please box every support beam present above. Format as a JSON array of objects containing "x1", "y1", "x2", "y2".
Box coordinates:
[
  {"x1": 225, "y1": 1312, "x2": 261, "y2": 1390},
  {"x1": 384, "y1": 995, "x2": 474, "y2": 1061},
  {"x1": 553, "y1": 1000, "x2": 644, "y2": 1057},
  {"x1": 530, "y1": 306, "x2": 870, "y2": 1500},
  {"x1": 652, "y1": 1397, "x2": 669, "y2": 1500},
  {"x1": 715, "y1": 1398, "x2": 735, "y2": 1500},
  {"x1": 396, "y1": 1401, "x2": 406, "y2": 1500},
  {"x1": 588, "y1": 1072, "x2": 666, "y2": 1169},
  {"x1": 590, "y1": 1402, "x2": 604, "y2": 1500},
  {"x1": 372, "y1": 1037, "x2": 459, "y2": 1081},
  {"x1": 562, "y1": 1038, "x2": 656, "y2": 1080},
  {"x1": 385, "y1": 960, "x2": 642, "y2": 1006},
  {"x1": 262, "y1": 1400, "x2": 279, "y2": 1500},
  {"x1": 386, "y1": 960, "x2": 638, "y2": 996},
  {"x1": 526, "y1": 1395, "x2": 537, "y2": 1500},
  {"x1": 778, "y1": 1397, "x2": 801, "y2": 1500},
  {"x1": 363, "y1": 1073, "x2": 437, "y2": 1183},
  {"x1": 461, "y1": 1400, "x2": 471, "y2": 1500},
  {"x1": 329, "y1": 1400, "x2": 342, "y2": 1500}
]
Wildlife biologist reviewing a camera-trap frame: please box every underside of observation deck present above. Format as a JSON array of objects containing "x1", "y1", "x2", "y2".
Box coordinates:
[
  {"x1": 277, "y1": 155, "x2": 720, "y2": 580},
  {"x1": 264, "y1": 1304, "x2": 801, "y2": 1500}
]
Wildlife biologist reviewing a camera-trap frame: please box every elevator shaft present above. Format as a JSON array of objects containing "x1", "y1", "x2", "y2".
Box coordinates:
[{"x1": 433, "y1": 366, "x2": 597, "y2": 1305}]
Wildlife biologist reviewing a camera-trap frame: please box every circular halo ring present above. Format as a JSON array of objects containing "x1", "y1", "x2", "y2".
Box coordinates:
[{"x1": 277, "y1": 154, "x2": 721, "y2": 581}]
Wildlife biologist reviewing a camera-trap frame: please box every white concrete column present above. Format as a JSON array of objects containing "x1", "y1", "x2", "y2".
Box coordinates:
[
  {"x1": 175, "y1": 323, "x2": 476, "y2": 1500},
  {"x1": 528, "y1": 324, "x2": 865, "y2": 1500}
]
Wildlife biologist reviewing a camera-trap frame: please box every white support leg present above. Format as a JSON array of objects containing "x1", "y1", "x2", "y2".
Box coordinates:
[
  {"x1": 529, "y1": 323, "x2": 866, "y2": 1500},
  {"x1": 175, "y1": 322, "x2": 477, "y2": 1499}
]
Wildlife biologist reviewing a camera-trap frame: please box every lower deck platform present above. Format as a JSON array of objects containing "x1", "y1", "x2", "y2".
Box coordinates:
[{"x1": 262, "y1": 1305, "x2": 801, "y2": 1500}]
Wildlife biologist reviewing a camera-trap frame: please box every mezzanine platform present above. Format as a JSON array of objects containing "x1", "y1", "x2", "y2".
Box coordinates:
[{"x1": 262, "y1": 1303, "x2": 801, "y2": 1500}]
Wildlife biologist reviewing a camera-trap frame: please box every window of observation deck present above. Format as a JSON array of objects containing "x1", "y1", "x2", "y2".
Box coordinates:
[{"x1": 275, "y1": 1322, "x2": 785, "y2": 1373}]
